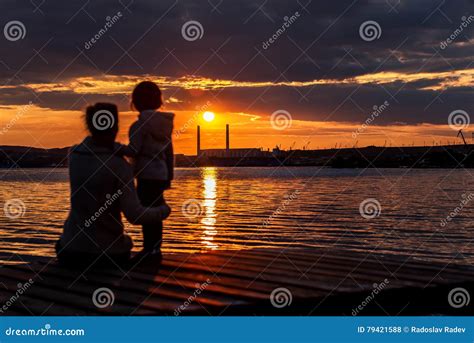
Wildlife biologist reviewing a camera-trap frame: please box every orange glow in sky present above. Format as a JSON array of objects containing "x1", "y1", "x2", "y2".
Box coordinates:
[
  {"x1": 0, "y1": 104, "x2": 468, "y2": 155},
  {"x1": 0, "y1": 66, "x2": 472, "y2": 154}
]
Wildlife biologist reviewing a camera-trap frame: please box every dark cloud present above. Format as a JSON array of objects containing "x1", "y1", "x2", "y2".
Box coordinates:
[{"x1": 0, "y1": 0, "x2": 472, "y2": 125}]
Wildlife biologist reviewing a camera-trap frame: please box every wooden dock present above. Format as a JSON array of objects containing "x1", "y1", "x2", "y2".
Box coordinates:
[{"x1": 0, "y1": 248, "x2": 472, "y2": 315}]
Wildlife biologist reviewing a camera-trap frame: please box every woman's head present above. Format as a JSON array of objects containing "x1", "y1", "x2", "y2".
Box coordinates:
[
  {"x1": 131, "y1": 81, "x2": 163, "y2": 112},
  {"x1": 85, "y1": 103, "x2": 119, "y2": 142}
]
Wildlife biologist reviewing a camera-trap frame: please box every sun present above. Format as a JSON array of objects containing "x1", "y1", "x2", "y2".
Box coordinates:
[{"x1": 203, "y1": 111, "x2": 215, "y2": 122}]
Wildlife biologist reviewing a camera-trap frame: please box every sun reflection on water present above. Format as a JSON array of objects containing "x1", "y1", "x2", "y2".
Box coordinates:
[{"x1": 200, "y1": 167, "x2": 218, "y2": 250}]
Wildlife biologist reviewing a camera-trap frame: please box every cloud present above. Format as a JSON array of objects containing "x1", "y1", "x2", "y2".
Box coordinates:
[{"x1": 0, "y1": 0, "x2": 472, "y2": 144}]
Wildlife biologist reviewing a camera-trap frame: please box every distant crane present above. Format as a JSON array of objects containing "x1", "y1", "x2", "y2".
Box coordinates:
[
  {"x1": 302, "y1": 141, "x2": 311, "y2": 150},
  {"x1": 457, "y1": 129, "x2": 467, "y2": 145}
]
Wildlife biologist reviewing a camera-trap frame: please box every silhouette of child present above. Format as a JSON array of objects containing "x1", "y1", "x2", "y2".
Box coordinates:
[{"x1": 120, "y1": 81, "x2": 175, "y2": 256}]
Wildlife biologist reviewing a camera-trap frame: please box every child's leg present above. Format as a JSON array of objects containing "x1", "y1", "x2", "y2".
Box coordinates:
[{"x1": 136, "y1": 178, "x2": 166, "y2": 251}]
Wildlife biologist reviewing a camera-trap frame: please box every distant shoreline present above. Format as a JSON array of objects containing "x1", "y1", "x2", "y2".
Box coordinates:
[
  {"x1": 1, "y1": 144, "x2": 474, "y2": 169},
  {"x1": 0, "y1": 165, "x2": 473, "y2": 169}
]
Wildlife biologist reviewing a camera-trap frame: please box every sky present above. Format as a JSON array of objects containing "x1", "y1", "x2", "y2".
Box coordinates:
[{"x1": 0, "y1": 0, "x2": 472, "y2": 154}]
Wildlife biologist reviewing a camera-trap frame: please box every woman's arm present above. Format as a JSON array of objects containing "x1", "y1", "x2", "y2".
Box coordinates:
[
  {"x1": 112, "y1": 122, "x2": 142, "y2": 158},
  {"x1": 113, "y1": 142, "x2": 134, "y2": 157},
  {"x1": 116, "y1": 159, "x2": 170, "y2": 224}
]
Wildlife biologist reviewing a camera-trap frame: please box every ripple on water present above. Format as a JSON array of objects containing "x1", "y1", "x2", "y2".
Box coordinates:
[{"x1": 0, "y1": 167, "x2": 473, "y2": 264}]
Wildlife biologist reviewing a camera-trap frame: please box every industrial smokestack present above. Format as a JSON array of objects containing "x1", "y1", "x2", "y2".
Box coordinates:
[
  {"x1": 226, "y1": 124, "x2": 230, "y2": 151},
  {"x1": 197, "y1": 125, "x2": 201, "y2": 156}
]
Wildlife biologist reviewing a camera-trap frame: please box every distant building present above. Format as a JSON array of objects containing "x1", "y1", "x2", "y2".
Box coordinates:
[
  {"x1": 197, "y1": 124, "x2": 267, "y2": 158},
  {"x1": 200, "y1": 148, "x2": 265, "y2": 158}
]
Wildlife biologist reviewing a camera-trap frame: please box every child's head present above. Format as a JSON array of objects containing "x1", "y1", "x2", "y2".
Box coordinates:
[
  {"x1": 85, "y1": 102, "x2": 119, "y2": 141},
  {"x1": 131, "y1": 81, "x2": 163, "y2": 112}
]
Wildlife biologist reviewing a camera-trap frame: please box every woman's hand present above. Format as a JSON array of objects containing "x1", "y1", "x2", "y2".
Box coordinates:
[{"x1": 159, "y1": 204, "x2": 171, "y2": 220}]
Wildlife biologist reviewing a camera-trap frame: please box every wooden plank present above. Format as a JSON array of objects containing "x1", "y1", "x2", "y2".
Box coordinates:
[
  {"x1": 0, "y1": 278, "x2": 92, "y2": 316},
  {"x1": 0, "y1": 268, "x2": 112, "y2": 315},
  {"x1": 158, "y1": 258, "x2": 342, "y2": 294},
  {"x1": 23, "y1": 264, "x2": 220, "y2": 311},
  {"x1": 35, "y1": 260, "x2": 323, "y2": 299},
  {"x1": 163, "y1": 253, "x2": 429, "y2": 291},
  {"x1": 246, "y1": 248, "x2": 474, "y2": 278},
  {"x1": 11, "y1": 263, "x2": 255, "y2": 306},
  {"x1": 56, "y1": 263, "x2": 264, "y2": 301},
  {"x1": 0, "y1": 266, "x2": 190, "y2": 315},
  {"x1": 140, "y1": 264, "x2": 317, "y2": 297},
  {"x1": 1, "y1": 248, "x2": 472, "y2": 316},
  {"x1": 202, "y1": 250, "x2": 472, "y2": 285}
]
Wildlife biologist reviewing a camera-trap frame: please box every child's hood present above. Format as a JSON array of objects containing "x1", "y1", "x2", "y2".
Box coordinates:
[{"x1": 138, "y1": 110, "x2": 175, "y2": 139}]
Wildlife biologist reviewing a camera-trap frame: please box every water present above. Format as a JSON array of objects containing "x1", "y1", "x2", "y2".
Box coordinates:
[{"x1": 1, "y1": 167, "x2": 473, "y2": 265}]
